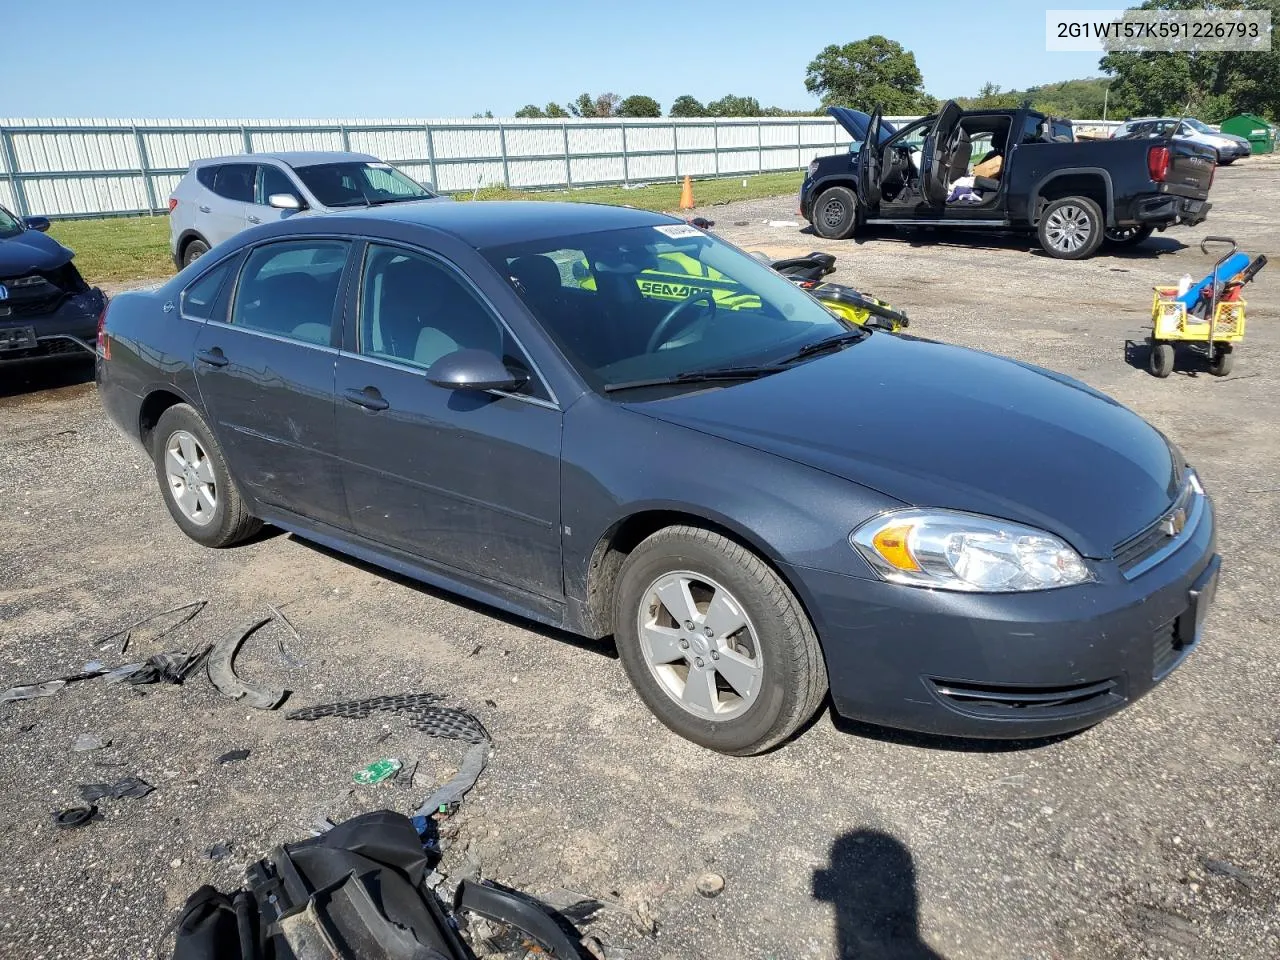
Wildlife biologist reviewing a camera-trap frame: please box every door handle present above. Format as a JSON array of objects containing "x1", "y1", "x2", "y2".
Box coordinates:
[
  {"x1": 199, "y1": 205, "x2": 211, "y2": 213},
  {"x1": 246, "y1": 215, "x2": 261, "y2": 224},
  {"x1": 343, "y1": 386, "x2": 389, "y2": 411},
  {"x1": 196, "y1": 348, "x2": 229, "y2": 368}
]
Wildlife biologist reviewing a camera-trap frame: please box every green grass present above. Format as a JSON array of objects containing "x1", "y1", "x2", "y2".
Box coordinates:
[{"x1": 47, "y1": 172, "x2": 805, "y2": 286}]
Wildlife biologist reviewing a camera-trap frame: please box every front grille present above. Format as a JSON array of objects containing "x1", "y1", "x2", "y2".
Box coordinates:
[
  {"x1": 1113, "y1": 478, "x2": 1198, "y2": 577},
  {"x1": 1152, "y1": 616, "x2": 1197, "y2": 680},
  {"x1": 928, "y1": 676, "x2": 1123, "y2": 719}
]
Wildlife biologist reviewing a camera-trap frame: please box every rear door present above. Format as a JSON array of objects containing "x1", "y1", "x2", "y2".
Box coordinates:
[
  {"x1": 919, "y1": 100, "x2": 963, "y2": 206},
  {"x1": 203, "y1": 163, "x2": 258, "y2": 247},
  {"x1": 191, "y1": 237, "x2": 353, "y2": 528},
  {"x1": 855, "y1": 109, "x2": 883, "y2": 208}
]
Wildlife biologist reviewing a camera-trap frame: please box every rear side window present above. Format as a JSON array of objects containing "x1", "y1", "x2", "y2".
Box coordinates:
[
  {"x1": 212, "y1": 164, "x2": 256, "y2": 203},
  {"x1": 259, "y1": 165, "x2": 298, "y2": 204},
  {"x1": 231, "y1": 240, "x2": 349, "y2": 346},
  {"x1": 196, "y1": 165, "x2": 218, "y2": 190},
  {"x1": 181, "y1": 259, "x2": 235, "y2": 320}
]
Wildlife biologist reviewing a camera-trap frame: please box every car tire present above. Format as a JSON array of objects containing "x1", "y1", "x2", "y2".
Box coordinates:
[
  {"x1": 812, "y1": 186, "x2": 859, "y2": 240},
  {"x1": 1148, "y1": 341, "x2": 1175, "y2": 378},
  {"x1": 613, "y1": 525, "x2": 828, "y2": 755},
  {"x1": 182, "y1": 239, "x2": 210, "y2": 268},
  {"x1": 1208, "y1": 345, "x2": 1234, "y2": 377},
  {"x1": 1038, "y1": 196, "x2": 1105, "y2": 260},
  {"x1": 1104, "y1": 225, "x2": 1154, "y2": 246},
  {"x1": 1219, "y1": 157, "x2": 1236, "y2": 166},
  {"x1": 152, "y1": 403, "x2": 261, "y2": 547}
]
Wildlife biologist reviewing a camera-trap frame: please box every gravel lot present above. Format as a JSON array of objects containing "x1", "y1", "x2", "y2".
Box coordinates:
[{"x1": 2, "y1": 158, "x2": 1279, "y2": 960}]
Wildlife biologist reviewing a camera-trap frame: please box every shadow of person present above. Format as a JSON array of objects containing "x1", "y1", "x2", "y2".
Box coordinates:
[{"x1": 813, "y1": 829, "x2": 946, "y2": 959}]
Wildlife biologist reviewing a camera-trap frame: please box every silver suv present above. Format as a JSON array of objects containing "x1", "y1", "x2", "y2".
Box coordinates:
[{"x1": 168, "y1": 151, "x2": 442, "y2": 268}]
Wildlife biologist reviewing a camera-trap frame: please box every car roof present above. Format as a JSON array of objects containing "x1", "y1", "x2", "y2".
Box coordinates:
[
  {"x1": 192, "y1": 151, "x2": 379, "y2": 168},
  {"x1": 330, "y1": 200, "x2": 678, "y2": 248}
]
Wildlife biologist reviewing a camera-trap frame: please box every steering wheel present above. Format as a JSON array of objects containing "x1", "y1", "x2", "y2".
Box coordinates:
[{"x1": 647, "y1": 291, "x2": 716, "y2": 353}]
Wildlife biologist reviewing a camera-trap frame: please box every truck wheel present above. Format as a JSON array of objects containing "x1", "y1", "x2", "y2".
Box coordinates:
[
  {"x1": 812, "y1": 186, "x2": 859, "y2": 240},
  {"x1": 1039, "y1": 197, "x2": 1104, "y2": 260},
  {"x1": 613, "y1": 525, "x2": 828, "y2": 755},
  {"x1": 1104, "y1": 225, "x2": 1154, "y2": 246},
  {"x1": 1148, "y1": 342, "x2": 1175, "y2": 378},
  {"x1": 1208, "y1": 345, "x2": 1234, "y2": 377},
  {"x1": 152, "y1": 403, "x2": 262, "y2": 547}
]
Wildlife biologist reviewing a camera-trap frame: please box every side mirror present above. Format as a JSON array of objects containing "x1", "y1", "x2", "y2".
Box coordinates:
[
  {"x1": 267, "y1": 193, "x2": 304, "y2": 211},
  {"x1": 426, "y1": 348, "x2": 528, "y2": 392},
  {"x1": 23, "y1": 216, "x2": 51, "y2": 232}
]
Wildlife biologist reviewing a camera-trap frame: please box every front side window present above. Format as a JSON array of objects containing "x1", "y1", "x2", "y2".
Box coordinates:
[
  {"x1": 293, "y1": 162, "x2": 434, "y2": 208},
  {"x1": 484, "y1": 225, "x2": 851, "y2": 392},
  {"x1": 231, "y1": 240, "x2": 349, "y2": 345},
  {"x1": 258, "y1": 165, "x2": 299, "y2": 205},
  {"x1": 212, "y1": 164, "x2": 256, "y2": 203},
  {"x1": 0, "y1": 204, "x2": 22, "y2": 240},
  {"x1": 182, "y1": 258, "x2": 235, "y2": 320}
]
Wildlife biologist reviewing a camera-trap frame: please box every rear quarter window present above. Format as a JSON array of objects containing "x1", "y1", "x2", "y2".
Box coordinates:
[{"x1": 196, "y1": 166, "x2": 218, "y2": 190}]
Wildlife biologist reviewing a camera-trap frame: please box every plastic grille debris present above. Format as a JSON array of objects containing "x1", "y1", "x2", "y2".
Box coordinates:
[{"x1": 287, "y1": 693, "x2": 490, "y2": 744}]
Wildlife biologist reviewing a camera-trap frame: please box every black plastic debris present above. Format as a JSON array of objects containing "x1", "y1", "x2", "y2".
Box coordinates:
[
  {"x1": 216, "y1": 749, "x2": 250, "y2": 764},
  {"x1": 79, "y1": 776, "x2": 154, "y2": 802},
  {"x1": 53, "y1": 805, "x2": 101, "y2": 829},
  {"x1": 1, "y1": 668, "x2": 108, "y2": 704},
  {"x1": 287, "y1": 693, "x2": 490, "y2": 744},
  {"x1": 207, "y1": 842, "x2": 232, "y2": 862},
  {"x1": 414, "y1": 743, "x2": 489, "y2": 817},
  {"x1": 207, "y1": 619, "x2": 288, "y2": 710},
  {"x1": 104, "y1": 644, "x2": 212, "y2": 686},
  {"x1": 1204, "y1": 858, "x2": 1260, "y2": 890},
  {"x1": 93, "y1": 599, "x2": 208, "y2": 656},
  {"x1": 265, "y1": 603, "x2": 306, "y2": 668}
]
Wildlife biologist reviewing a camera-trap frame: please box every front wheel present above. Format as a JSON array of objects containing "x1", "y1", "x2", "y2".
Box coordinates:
[
  {"x1": 152, "y1": 403, "x2": 261, "y2": 547},
  {"x1": 811, "y1": 186, "x2": 859, "y2": 240},
  {"x1": 613, "y1": 526, "x2": 828, "y2": 755},
  {"x1": 1038, "y1": 196, "x2": 1105, "y2": 260},
  {"x1": 1104, "y1": 225, "x2": 1154, "y2": 247},
  {"x1": 1149, "y1": 341, "x2": 1175, "y2": 378}
]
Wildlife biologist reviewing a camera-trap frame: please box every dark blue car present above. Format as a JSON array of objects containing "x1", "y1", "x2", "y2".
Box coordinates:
[{"x1": 96, "y1": 201, "x2": 1219, "y2": 754}]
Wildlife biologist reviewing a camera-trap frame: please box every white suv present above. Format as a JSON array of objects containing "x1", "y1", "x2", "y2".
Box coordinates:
[{"x1": 168, "y1": 151, "x2": 443, "y2": 268}]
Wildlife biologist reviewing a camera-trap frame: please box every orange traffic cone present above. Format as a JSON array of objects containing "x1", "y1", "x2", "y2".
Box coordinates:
[{"x1": 679, "y1": 175, "x2": 694, "y2": 210}]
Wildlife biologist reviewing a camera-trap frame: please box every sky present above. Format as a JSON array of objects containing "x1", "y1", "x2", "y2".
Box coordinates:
[{"x1": 6, "y1": 0, "x2": 1121, "y2": 119}]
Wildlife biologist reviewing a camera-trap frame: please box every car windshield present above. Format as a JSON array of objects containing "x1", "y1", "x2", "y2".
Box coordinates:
[
  {"x1": 483, "y1": 224, "x2": 854, "y2": 392},
  {"x1": 1182, "y1": 118, "x2": 1212, "y2": 133},
  {"x1": 292, "y1": 161, "x2": 434, "y2": 208},
  {"x1": 0, "y1": 205, "x2": 23, "y2": 239}
]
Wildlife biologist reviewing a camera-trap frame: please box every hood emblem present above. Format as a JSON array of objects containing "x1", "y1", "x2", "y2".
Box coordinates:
[{"x1": 1160, "y1": 508, "x2": 1187, "y2": 538}]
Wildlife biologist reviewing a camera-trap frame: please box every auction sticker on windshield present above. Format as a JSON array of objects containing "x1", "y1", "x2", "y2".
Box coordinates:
[{"x1": 654, "y1": 224, "x2": 703, "y2": 239}]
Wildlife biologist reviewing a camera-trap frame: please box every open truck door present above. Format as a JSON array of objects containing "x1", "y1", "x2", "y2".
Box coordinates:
[
  {"x1": 856, "y1": 108, "x2": 884, "y2": 208},
  {"x1": 919, "y1": 100, "x2": 964, "y2": 206}
]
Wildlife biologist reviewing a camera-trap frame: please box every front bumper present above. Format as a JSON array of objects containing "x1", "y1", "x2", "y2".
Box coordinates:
[
  {"x1": 1135, "y1": 194, "x2": 1210, "y2": 228},
  {"x1": 787, "y1": 496, "x2": 1217, "y2": 739},
  {"x1": 0, "y1": 288, "x2": 104, "y2": 364}
]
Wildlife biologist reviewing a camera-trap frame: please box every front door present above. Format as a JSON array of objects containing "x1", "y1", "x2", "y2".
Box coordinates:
[
  {"x1": 919, "y1": 100, "x2": 964, "y2": 206},
  {"x1": 192, "y1": 237, "x2": 352, "y2": 528},
  {"x1": 855, "y1": 108, "x2": 884, "y2": 210},
  {"x1": 333, "y1": 242, "x2": 563, "y2": 600},
  {"x1": 246, "y1": 163, "x2": 305, "y2": 230}
]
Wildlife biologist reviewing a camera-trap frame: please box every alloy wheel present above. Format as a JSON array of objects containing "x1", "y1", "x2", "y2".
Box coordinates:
[
  {"x1": 165, "y1": 430, "x2": 217, "y2": 526},
  {"x1": 1044, "y1": 203, "x2": 1094, "y2": 254}
]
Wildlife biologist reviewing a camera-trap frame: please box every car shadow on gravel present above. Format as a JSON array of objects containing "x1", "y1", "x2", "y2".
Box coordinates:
[
  {"x1": 290, "y1": 536, "x2": 619, "y2": 659},
  {"x1": 801, "y1": 223, "x2": 1188, "y2": 259},
  {"x1": 813, "y1": 829, "x2": 947, "y2": 959},
  {"x1": 827, "y1": 712, "x2": 1085, "y2": 753},
  {"x1": 0, "y1": 358, "x2": 95, "y2": 400}
]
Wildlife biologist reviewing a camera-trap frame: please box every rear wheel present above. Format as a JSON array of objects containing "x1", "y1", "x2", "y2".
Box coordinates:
[
  {"x1": 613, "y1": 526, "x2": 828, "y2": 755},
  {"x1": 1208, "y1": 344, "x2": 1234, "y2": 377},
  {"x1": 812, "y1": 186, "x2": 859, "y2": 240},
  {"x1": 181, "y1": 238, "x2": 210, "y2": 268},
  {"x1": 1104, "y1": 225, "x2": 1154, "y2": 247},
  {"x1": 1148, "y1": 341, "x2": 1175, "y2": 378},
  {"x1": 1038, "y1": 196, "x2": 1105, "y2": 260},
  {"x1": 152, "y1": 403, "x2": 261, "y2": 547}
]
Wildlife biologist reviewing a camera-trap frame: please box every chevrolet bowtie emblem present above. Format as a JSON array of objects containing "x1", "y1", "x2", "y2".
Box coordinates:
[{"x1": 1160, "y1": 508, "x2": 1187, "y2": 538}]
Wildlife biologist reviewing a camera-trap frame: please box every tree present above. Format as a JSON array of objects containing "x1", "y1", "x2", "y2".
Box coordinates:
[
  {"x1": 544, "y1": 102, "x2": 570, "y2": 118},
  {"x1": 669, "y1": 95, "x2": 706, "y2": 117},
  {"x1": 594, "y1": 92, "x2": 621, "y2": 117},
  {"x1": 514, "y1": 104, "x2": 545, "y2": 118},
  {"x1": 1099, "y1": 0, "x2": 1280, "y2": 122},
  {"x1": 567, "y1": 93, "x2": 596, "y2": 117},
  {"x1": 617, "y1": 94, "x2": 662, "y2": 117},
  {"x1": 970, "y1": 82, "x2": 1022, "y2": 110},
  {"x1": 705, "y1": 94, "x2": 762, "y2": 117},
  {"x1": 804, "y1": 36, "x2": 932, "y2": 113},
  {"x1": 471, "y1": 110, "x2": 494, "y2": 119}
]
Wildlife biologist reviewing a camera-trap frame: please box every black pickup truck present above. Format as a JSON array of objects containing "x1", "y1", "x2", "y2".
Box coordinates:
[{"x1": 800, "y1": 101, "x2": 1217, "y2": 259}]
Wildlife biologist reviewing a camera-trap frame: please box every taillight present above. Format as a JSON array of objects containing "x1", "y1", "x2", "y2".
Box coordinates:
[
  {"x1": 1147, "y1": 145, "x2": 1171, "y2": 182},
  {"x1": 97, "y1": 302, "x2": 110, "y2": 360},
  {"x1": 168, "y1": 197, "x2": 178, "y2": 212}
]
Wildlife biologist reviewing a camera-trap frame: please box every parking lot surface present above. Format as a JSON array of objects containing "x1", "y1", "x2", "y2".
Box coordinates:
[{"x1": 2, "y1": 159, "x2": 1278, "y2": 959}]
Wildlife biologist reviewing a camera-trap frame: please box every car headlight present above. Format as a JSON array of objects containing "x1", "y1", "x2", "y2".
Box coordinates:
[{"x1": 850, "y1": 509, "x2": 1093, "y2": 592}]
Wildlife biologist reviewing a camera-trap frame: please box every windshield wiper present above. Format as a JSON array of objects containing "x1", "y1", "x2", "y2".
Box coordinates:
[
  {"x1": 777, "y1": 329, "x2": 870, "y2": 365},
  {"x1": 366, "y1": 196, "x2": 425, "y2": 206},
  {"x1": 603, "y1": 364, "x2": 787, "y2": 394}
]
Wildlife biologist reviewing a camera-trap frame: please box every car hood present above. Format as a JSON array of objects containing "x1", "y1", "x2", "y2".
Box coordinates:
[
  {"x1": 826, "y1": 107, "x2": 898, "y2": 144},
  {"x1": 0, "y1": 229, "x2": 74, "y2": 277},
  {"x1": 633, "y1": 336, "x2": 1180, "y2": 558}
]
